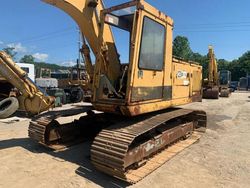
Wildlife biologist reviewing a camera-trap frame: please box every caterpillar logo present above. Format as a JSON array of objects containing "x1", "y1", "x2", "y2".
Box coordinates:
[{"x1": 177, "y1": 71, "x2": 188, "y2": 79}]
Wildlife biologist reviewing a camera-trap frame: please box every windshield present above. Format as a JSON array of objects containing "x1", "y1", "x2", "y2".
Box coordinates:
[
  {"x1": 104, "y1": 5, "x2": 137, "y2": 63},
  {"x1": 105, "y1": 6, "x2": 136, "y2": 32},
  {"x1": 220, "y1": 71, "x2": 230, "y2": 85},
  {"x1": 111, "y1": 6, "x2": 136, "y2": 17}
]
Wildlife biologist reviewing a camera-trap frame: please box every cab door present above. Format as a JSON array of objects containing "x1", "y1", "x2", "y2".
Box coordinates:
[{"x1": 130, "y1": 11, "x2": 166, "y2": 103}]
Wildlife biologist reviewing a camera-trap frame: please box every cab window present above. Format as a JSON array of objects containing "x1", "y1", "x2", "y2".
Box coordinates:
[{"x1": 139, "y1": 17, "x2": 165, "y2": 71}]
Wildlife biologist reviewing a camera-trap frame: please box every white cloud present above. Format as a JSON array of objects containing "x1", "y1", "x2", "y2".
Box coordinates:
[
  {"x1": 7, "y1": 43, "x2": 27, "y2": 53},
  {"x1": 60, "y1": 60, "x2": 75, "y2": 67},
  {"x1": 32, "y1": 53, "x2": 49, "y2": 61},
  {"x1": 0, "y1": 41, "x2": 4, "y2": 45}
]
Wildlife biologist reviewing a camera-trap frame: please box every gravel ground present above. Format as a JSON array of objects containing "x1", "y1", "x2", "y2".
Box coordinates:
[{"x1": 0, "y1": 91, "x2": 250, "y2": 188}]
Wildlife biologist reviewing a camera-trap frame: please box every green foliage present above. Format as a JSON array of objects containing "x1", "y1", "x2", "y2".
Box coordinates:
[
  {"x1": 19, "y1": 54, "x2": 69, "y2": 72},
  {"x1": 227, "y1": 60, "x2": 241, "y2": 81},
  {"x1": 237, "y1": 51, "x2": 250, "y2": 75},
  {"x1": 228, "y1": 52, "x2": 250, "y2": 80},
  {"x1": 35, "y1": 62, "x2": 69, "y2": 71},
  {"x1": 20, "y1": 55, "x2": 35, "y2": 64},
  {"x1": 190, "y1": 52, "x2": 209, "y2": 78},
  {"x1": 2, "y1": 47, "x2": 17, "y2": 59},
  {"x1": 215, "y1": 53, "x2": 250, "y2": 81},
  {"x1": 173, "y1": 36, "x2": 193, "y2": 60},
  {"x1": 217, "y1": 59, "x2": 229, "y2": 71}
]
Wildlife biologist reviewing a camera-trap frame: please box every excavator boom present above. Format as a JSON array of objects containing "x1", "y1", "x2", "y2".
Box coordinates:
[
  {"x1": 202, "y1": 46, "x2": 220, "y2": 99},
  {"x1": 43, "y1": 0, "x2": 121, "y2": 83},
  {"x1": 208, "y1": 45, "x2": 218, "y2": 84}
]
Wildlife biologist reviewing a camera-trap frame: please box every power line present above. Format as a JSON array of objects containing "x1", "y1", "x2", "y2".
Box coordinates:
[
  {"x1": 175, "y1": 28, "x2": 250, "y2": 33},
  {"x1": 175, "y1": 21, "x2": 250, "y2": 32},
  {"x1": 7, "y1": 27, "x2": 75, "y2": 44},
  {"x1": 176, "y1": 24, "x2": 250, "y2": 30},
  {"x1": 177, "y1": 21, "x2": 250, "y2": 27},
  {"x1": 28, "y1": 42, "x2": 77, "y2": 54}
]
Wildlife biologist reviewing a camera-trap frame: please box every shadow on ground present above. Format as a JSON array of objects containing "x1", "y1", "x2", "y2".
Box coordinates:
[
  {"x1": 206, "y1": 113, "x2": 231, "y2": 131},
  {"x1": 0, "y1": 138, "x2": 130, "y2": 188},
  {"x1": 0, "y1": 103, "x2": 129, "y2": 187}
]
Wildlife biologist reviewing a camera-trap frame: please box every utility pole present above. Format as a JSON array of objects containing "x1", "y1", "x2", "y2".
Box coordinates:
[
  {"x1": 78, "y1": 28, "x2": 82, "y2": 68},
  {"x1": 77, "y1": 28, "x2": 82, "y2": 80}
]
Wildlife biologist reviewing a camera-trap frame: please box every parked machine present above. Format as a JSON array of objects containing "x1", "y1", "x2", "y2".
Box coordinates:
[
  {"x1": 0, "y1": 62, "x2": 35, "y2": 100},
  {"x1": 219, "y1": 70, "x2": 231, "y2": 97},
  {"x1": 239, "y1": 76, "x2": 250, "y2": 91},
  {"x1": 52, "y1": 66, "x2": 89, "y2": 103},
  {"x1": 28, "y1": 0, "x2": 207, "y2": 183},
  {"x1": 0, "y1": 51, "x2": 55, "y2": 118},
  {"x1": 203, "y1": 46, "x2": 219, "y2": 99},
  {"x1": 35, "y1": 64, "x2": 90, "y2": 105},
  {"x1": 229, "y1": 81, "x2": 238, "y2": 92}
]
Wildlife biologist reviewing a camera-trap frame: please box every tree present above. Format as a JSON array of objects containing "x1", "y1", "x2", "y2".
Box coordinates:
[
  {"x1": 228, "y1": 60, "x2": 242, "y2": 81},
  {"x1": 20, "y1": 55, "x2": 35, "y2": 64},
  {"x1": 2, "y1": 47, "x2": 17, "y2": 59},
  {"x1": 217, "y1": 59, "x2": 229, "y2": 72},
  {"x1": 237, "y1": 51, "x2": 250, "y2": 76},
  {"x1": 192, "y1": 52, "x2": 209, "y2": 78},
  {"x1": 231, "y1": 51, "x2": 250, "y2": 80},
  {"x1": 173, "y1": 36, "x2": 193, "y2": 60}
]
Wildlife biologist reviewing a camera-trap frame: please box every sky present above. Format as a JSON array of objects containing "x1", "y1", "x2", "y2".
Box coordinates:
[{"x1": 0, "y1": 0, "x2": 250, "y2": 66}]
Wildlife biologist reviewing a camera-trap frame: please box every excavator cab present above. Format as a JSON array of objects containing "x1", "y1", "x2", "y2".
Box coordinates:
[
  {"x1": 93, "y1": 1, "x2": 174, "y2": 116},
  {"x1": 101, "y1": 5, "x2": 136, "y2": 95},
  {"x1": 93, "y1": 4, "x2": 137, "y2": 99},
  {"x1": 219, "y1": 70, "x2": 231, "y2": 86}
]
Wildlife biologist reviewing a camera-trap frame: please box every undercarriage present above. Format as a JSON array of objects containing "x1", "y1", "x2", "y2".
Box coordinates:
[{"x1": 29, "y1": 107, "x2": 206, "y2": 183}]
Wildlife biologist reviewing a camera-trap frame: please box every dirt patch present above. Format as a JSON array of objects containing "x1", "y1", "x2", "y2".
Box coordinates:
[{"x1": 0, "y1": 92, "x2": 250, "y2": 188}]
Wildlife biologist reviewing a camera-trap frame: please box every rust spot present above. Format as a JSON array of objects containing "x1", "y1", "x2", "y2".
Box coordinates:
[{"x1": 133, "y1": 105, "x2": 141, "y2": 116}]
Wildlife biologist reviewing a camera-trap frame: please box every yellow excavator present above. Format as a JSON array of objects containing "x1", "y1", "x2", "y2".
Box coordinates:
[
  {"x1": 28, "y1": 0, "x2": 207, "y2": 183},
  {"x1": 202, "y1": 46, "x2": 231, "y2": 99},
  {"x1": 0, "y1": 51, "x2": 55, "y2": 118},
  {"x1": 202, "y1": 45, "x2": 219, "y2": 99}
]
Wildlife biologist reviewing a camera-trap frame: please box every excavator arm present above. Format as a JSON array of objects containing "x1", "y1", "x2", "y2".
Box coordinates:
[
  {"x1": 43, "y1": 0, "x2": 121, "y2": 84},
  {"x1": 0, "y1": 51, "x2": 54, "y2": 115},
  {"x1": 208, "y1": 45, "x2": 218, "y2": 85},
  {"x1": 202, "y1": 46, "x2": 219, "y2": 99}
]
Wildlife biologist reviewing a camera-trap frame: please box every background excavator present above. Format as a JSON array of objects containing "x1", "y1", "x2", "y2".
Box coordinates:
[
  {"x1": 28, "y1": 0, "x2": 207, "y2": 183},
  {"x1": 202, "y1": 46, "x2": 220, "y2": 99},
  {"x1": 37, "y1": 66, "x2": 90, "y2": 104},
  {"x1": 203, "y1": 46, "x2": 231, "y2": 99},
  {"x1": 0, "y1": 51, "x2": 55, "y2": 118}
]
